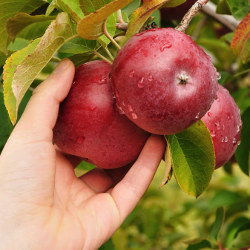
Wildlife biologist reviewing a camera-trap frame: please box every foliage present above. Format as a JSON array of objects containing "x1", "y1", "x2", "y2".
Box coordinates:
[{"x1": 0, "y1": 0, "x2": 249, "y2": 249}]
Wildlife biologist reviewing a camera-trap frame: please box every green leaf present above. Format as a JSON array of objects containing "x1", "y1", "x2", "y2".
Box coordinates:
[
  {"x1": 125, "y1": 0, "x2": 169, "y2": 41},
  {"x1": 235, "y1": 107, "x2": 250, "y2": 176},
  {"x1": 0, "y1": 91, "x2": 13, "y2": 153},
  {"x1": 67, "y1": 53, "x2": 93, "y2": 67},
  {"x1": 161, "y1": 139, "x2": 173, "y2": 186},
  {"x1": 79, "y1": 0, "x2": 112, "y2": 15},
  {"x1": 216, "y1": 0, "x2": 231, "y2": 15},
  {"x1": 3, "y1": 38, "x2": 40, "y2": 125},
  {"x1": 77, "y1": 0, "x2": 134, "y2": 40},
  {"x1": 163, "y1": 0, "x2": 186, "y2": 8},
  {"x1": 229, "y1": 229, "x2": 250, "y2": 249},
  {"x1": 56, "y1": 0, "x2": 84, "y2": 23},
  {"x1": 210, "y1": 207, "x2": 225, "y2": 241},
  {"x1": 226, "y1": 0, "x2": 249, "y2": 20},
  {"x1": 3, "y1": 12, "x2": 76, "y2": 124},
  {"x1": 8, "y1": 38, "x2": 30, "y2": 52},
  {"x1": 0, "y1": 0, "x2": 44, "y2": 54},
  {"x1": 166, "y1": 120, "x2": 215, "y2": 198},
  {"x1": 59, "y1": 37, "x2": 96, "y2": 54},
  {"x1": 186, "y1": 239, "x2": 212, "y2": 250},
  {"x1": 231, "y1": 13, "x2": 250, "y2": 64},
  {"x1": 6, "y1": 13, "x2": 55, "y2": 42}
]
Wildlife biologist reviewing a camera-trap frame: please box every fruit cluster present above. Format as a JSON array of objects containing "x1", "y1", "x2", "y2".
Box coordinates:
[{"x1": 54, "y1": 28, "x2": 242, "y2": 169}]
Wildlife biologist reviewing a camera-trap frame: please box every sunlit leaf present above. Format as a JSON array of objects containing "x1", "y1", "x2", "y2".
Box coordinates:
[
  {"x1": 166, "y1": 120, "x2": 215, "y2": 198},
  {"x1": 125, "y1": 0, "x2": 169, "y2": 41},
  {"x1": 210, "y1": 207, "x2": 225, "y2": 241},
  {"x1": 231, "y1": 13, "x2": 250, "y2": 63},
  {"x1": 161, "y1": 139, "x2": 172, "y2": 186},
  {"x1": 0, "y1": 0, "x2": 44, "y2": 54},
  {"x1": 163, "y1": 0, "x2": 186, "y2": 8},
  {"x1": 7, "y1": 13, "x2": 55, "y2": 42},
  {"x1": 3, "y1": 13, "x2": 76, "y2": 124},
  {"x1": 56, "y1": 0, "x2": 84, "y2": 23},
  {"x1": 77, "y1": 0, "x2": 133, "y2": 40}
]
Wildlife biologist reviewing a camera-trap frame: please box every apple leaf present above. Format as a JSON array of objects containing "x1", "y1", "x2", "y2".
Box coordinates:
[
  {"x1": 210, "y1": 207, "x2": 225, "y2": 241},
  {"x1": 79, "y1": 0, "x2": 112, "y2": 15},
  {"x1": 56, "y1": 0, "x2": 84, "y2": 23},
  {"x1": 77, "y1": 0, "x2": 134, "y2": 40},
  {"x1": 125, "y1": 0, "x2": 170, "y2": 41},
  {"x1": 186, "y1": 239, "x2": 212, "y2": 250},
  {"x1": 161, "y1": 139, "x2": 173, "y2": 186},
  {"x1": 3, "y1": 13, "x2": 76, "y2": 124},
  {"x1": 7, "y1": 13, "x2": 55, "y2": 42},
  {"x1": 166, "y1": 120, "x2": 215, "y2": 198},
  {"x1": 231, "y1": 13, "x2": 250, "y2": 64},
  {"x1": 0, "y1": 0, "x2": 44, "y2": 54},
  {"x1": 235, "y1": 107, "x2": 250, "y2": 176},
  {"x1": 163, "y1": 0, "x2": 186, "y2": 8},
  {"x1": 3, "y1": 38, "x2": 40, "y2": 125},
  {"x1": 59, "y1": 37, "x2": 96, "y2": 54}
]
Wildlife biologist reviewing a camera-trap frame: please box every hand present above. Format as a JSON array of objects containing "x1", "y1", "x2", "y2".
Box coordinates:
[{"x1": 0, "y1": 59, "x2": 165, "y2": 250}]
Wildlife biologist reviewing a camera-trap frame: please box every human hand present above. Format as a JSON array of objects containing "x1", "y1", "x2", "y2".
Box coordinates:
[{"x1": 0, "y1": 59, "x2": 165, "y2": 250}]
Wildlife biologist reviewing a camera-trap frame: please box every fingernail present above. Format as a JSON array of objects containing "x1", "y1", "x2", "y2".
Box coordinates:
[{"x1": 53, "y1": 59, "x2": 70, "y2": 74}]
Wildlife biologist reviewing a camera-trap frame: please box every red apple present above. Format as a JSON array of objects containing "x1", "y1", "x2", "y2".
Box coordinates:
[
  {"x1": 202, "y1": 85, "x2": 242, "y2": 168},
  {"x1": 54, "y1": 60, "x2": 149, "y2": 169},
  {"x1": 111, "y1": 28, "x2": 218, "y2": 135}
]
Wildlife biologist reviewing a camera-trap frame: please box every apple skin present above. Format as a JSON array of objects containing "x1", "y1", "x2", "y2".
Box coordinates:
[
  {"x1": 111, "y1": 28, "x2": 218, "y2": 135},
  {"x1": 54, "y1": 60, "x2": 149, "y2": 169},
  {"x1": 202, "y1": 85, "x2": 242, "y2": 168},
  {"x1": 161, "y1": 0, "x2": 197, "y2": 21}
]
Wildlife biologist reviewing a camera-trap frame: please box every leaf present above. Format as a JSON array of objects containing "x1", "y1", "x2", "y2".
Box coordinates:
[
  {"x1": 56, "y1": 0, "x2": 84, "y2": 23},
  {"x1": 125, "y1": 0, "x2": 169, "y2": 41},
  {"x1": 161, "y1": 139, "x2": 173, "y2": 186},
  {"x1": 0, "y1": 0, "x2": 44, "y2": 54},
  {"x1": 166, "y1": 120, "x2": 215, "y2": 198},
  {"x1": 6, "y1": 13, "x2": 55, "y2": 42},
  {"x1": 163, "y1": 0, "x2": 186, "y2": 8},
  {"x1": 0, "y1": 91, "x2": 13, "y2": 153},
  {"x1": 186, "y1": 239, "x2": 212, "y2": 250},
  {"x1": 216, "y1": 0, "x2": 231, "y2": 15},
  {"x1": 225, "y1": 0, "x2": 249, "y2": 20},
  {"x1": 3, "y1": 12, "x2": 76, "y2": 124},
  {"x1": 77, "y1": 0, "x2": 134, "y2": 40},
  {"x1": 59, "y1": 37, "x2": 96, "y2": 54},
  {"x1": 8, "y1": 38, "x2": 30, "y2": 52},
  {"x1": 235, "y1": 107, "x2": 250, "y2": 176},
  {"x1": 229, "y1": 229, "x2": 250, "y2": 249},
  {"x1": 231, "y1": 13, "x2": 250, "y2": 63},
  {"x1": 79, "y1": 0, "x2": 112, "y2": 15},
  {"x1": 99, "y1": 238, "x2": 115, "y2": 250},
  {"x1": 67, "y1": 53, "x2": 93, "y2": 67},
  {"x1": 3, "y1": 38, "x2": 41, "y2": 125},
  {"x1": 210, "y1": 207, "x2": 225, "y2": 241}
]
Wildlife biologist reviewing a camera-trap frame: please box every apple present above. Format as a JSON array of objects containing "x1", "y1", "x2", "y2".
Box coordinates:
[
  {"x1": 111, "y1": 28, "x2": 218, "y2": 135},
  {"x1": 202, "y1": 85, "x2": 242, "y2": 168},
  {"x1": 54, "y1": 60, "x2": 149, "y2": 169}
]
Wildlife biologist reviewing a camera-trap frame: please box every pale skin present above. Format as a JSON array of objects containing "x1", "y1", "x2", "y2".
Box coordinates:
[{"x1": 0, "y1": 59, "x2": 165, "y2": 250}]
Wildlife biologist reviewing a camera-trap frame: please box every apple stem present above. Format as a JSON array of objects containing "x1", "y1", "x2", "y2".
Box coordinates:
[
  {"x1": 91, "y1": 50, "x2": 113, "y2": 65},
  {"x1": 176, "y1": 0, "x2": 209, "y2": 33},
  {"x1": 103, "y1": 18, "x2": 121, "y2": 51},
  {"x1": 103, "y1": 46, "x2": 114, "y2": 61}
]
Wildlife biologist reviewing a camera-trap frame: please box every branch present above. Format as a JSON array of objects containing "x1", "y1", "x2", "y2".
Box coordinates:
[
  {"x1": 176, "y1": 0, "x2": 209, "y2": 33},
  {"x1": 202, "y1": 2, "x2": 240, "y2": 31}
]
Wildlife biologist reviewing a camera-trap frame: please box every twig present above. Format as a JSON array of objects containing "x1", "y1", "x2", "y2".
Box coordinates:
[
  {"x1": 176, "y1": 0, "x2": 209, "y2": 33},
  {"x1": 91, "y1": 50, "x2": 113, "y2": 65},
  {"x1": 202, "y1": 2, "x2": 240, "y2": 31},
  {"x1": 103, "y1": 18, "x2": 121, "y2": 50},
  {"x1": 117, "y1": 9, "x2": 125, "y2": 24},
  {"x1": 116, "y1": 23, "x2": 128, "y2": 31},
  {"x1": 103, "y1": 47, "x2": 114, "y2": 61}
]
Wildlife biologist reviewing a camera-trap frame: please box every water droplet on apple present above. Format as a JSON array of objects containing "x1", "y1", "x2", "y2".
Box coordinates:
[
  {"x1": 129, "y1": 70, "x2": 135, "y2": 78},
  {"x1": 237, "y1": 125, "x2": 240, "y2": 133},
  {"x1": 127, "y1": 104, "x2": 133, "y2": 112},
  {"x1": 211, "y1": 130, "x2": 216, "y2": 138},
  {"x1": 221, "y1": 137, "x2": 225, "y2": 143},
  {"x1": 131, "y1": 113, "x2": 138, "y2": 119},
  {"x1": 215, "y1": 121, "x2": 220, "y2": 130},
  {"x1": 195, "y1": 112, "x2": 200, "y2": 119},
  {"x1": 224, "y1": 136, "x2": 228, "y2": 142},
  {"x1": 97, "y1": 78, "x2": 106, "y2": 85},
  {"x1": 233, "y1": 138, "x2": 237, "y2": 145},
  {"x1": 207, "y1": 112, "x2": 211, "y2": 117},
  {"x1": 148, "y1": 75, "x2": 153, "y2": 82},
  {"x1": 160, "y1": 42, "x2": 172, "y2": 51},
  {"x1": 137, "y1": 77, "x2": 144, "y2": 88},
  {"x1": 117, "y1": 105, "x2": 125, "y2": 115},
  {"x1": 237, "y1": 141, "x2": 241, "y2": 146}
]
